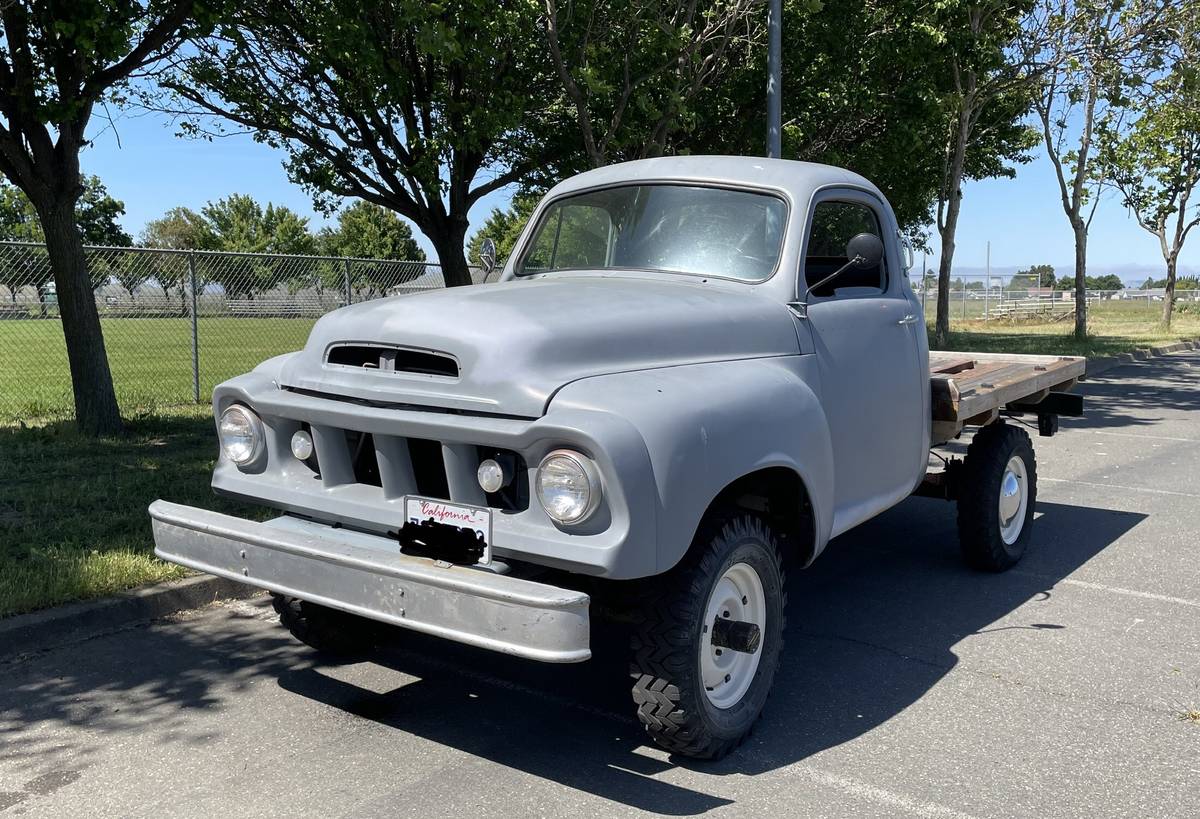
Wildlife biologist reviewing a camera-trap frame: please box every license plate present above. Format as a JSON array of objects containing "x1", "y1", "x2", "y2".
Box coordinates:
[{"x1": 403, "y1": 496, "x2": 492, "y2": 564}]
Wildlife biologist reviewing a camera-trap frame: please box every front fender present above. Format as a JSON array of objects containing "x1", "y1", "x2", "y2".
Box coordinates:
[{"x1": 550, "y1": 356, "x2": 835, "y2": 574}]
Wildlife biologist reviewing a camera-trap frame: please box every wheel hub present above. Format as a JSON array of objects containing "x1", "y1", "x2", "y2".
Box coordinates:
[
  {"x1": 998, "y1": 455, "x2": 1029, "y2": 545},
  {"x1": 700, "y1": 562, "x2": 766, "y2": 709}
]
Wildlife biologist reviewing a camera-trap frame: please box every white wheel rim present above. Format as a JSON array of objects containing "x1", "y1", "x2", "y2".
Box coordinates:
[
  {"x1": 998, "y1": 455, "x2": 1029, "y2": 545},
  {"x1": 700, "y1": 562, "x2": 766, "y2": 709}
]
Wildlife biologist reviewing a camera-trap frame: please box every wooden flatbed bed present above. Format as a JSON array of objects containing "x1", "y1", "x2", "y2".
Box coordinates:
[{"x1": 929, "y1": 351, "x2": 1086, "y2": 445}]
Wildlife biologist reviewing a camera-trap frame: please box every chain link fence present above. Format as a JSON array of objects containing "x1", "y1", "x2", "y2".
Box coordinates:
[
  {"x1": 0, "y1": 241, "x2": 493, "y2": 422},
  {"x1": 908, "y1": 271, "x2": 1200, "y2": 324},
  {"x1": 3, "y1": 241, "x2": 1194, "y2": 422}
]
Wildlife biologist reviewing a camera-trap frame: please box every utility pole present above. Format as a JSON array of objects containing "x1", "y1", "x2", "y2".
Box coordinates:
[
  {"x1": 985, "y1": 240, "x2": 990, "y2": 320},
  {"x1": 766, "y1": 0, "x2": 781, "y2": 158}
]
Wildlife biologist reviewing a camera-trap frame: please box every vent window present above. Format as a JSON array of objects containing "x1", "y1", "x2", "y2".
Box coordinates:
[{"x1": 326, "y1": 345, "x2": 458, "y2": 378}]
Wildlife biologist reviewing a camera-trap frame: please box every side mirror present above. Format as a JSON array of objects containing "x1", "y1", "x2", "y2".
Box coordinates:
[
  {"x1": 846, "y1": 232, "x2": 884, "y2": 269},
  {"x1": 479, "y1": 238, "x2": 497, "y2": 280}
]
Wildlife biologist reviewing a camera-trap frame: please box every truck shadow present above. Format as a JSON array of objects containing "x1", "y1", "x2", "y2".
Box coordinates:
[{"x1": 274, "y1": 494, "x2": 1144, "y2": 812}]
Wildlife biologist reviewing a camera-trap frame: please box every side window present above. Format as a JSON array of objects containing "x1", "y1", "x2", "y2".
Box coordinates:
[
  {"x1": 522, "y1": 204, "x2": 612, "y2": 272},
  {"x1": 804, "y1": 200, "x2": 886, "y2": 296}
]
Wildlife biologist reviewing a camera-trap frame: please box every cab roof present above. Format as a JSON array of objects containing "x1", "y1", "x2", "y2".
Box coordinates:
[{"x1": 546, "y1": 155, "x2": 885, "y2": 204}]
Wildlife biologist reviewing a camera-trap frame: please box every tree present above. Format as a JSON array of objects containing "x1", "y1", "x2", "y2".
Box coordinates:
[
  {"x1": 924, "y1": 2, "x2": 1047, "y2": 348},
  {"x1": 1022, "y1": 0, "x2": 1172, "y2": 339},
  {"x1": 540, "y1": 0, "x2": 761, "y2": 170},
  {"x1": 0, "y1": 177, "x2": 132, "y2": 247},
  {"x1": 1013, "y1": 263, "x2": 1057, "y2": 287},
  {"x1": 0, "y1": 178, "x2": 132, "y2": 304},
  {"x1": 160, "y1": 0, "x2": 555, "y2": 288},
  {"x1": 1095, "y1": 4, "x2": 1200, "y2": 327},
  {"x1": 466, "y1": 195, "x2": 537, "y2": 266},
  {"x1": 319, "y1": 200, "x2": 427, "y2": 298},
  {"x1": 319, "y1": 201, "x2": 423, "y2": 261},
  {"x1": 0, "y1": 0, "x2": 218, "y2": 435},
  {"x1": 141, "y1": 206, "x2": 216, "y2": 250},
  {"x1": 197, "y1": 194, "x2": 316, "y2": 298}
]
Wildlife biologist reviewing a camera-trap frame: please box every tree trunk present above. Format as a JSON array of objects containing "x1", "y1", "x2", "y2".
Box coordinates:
[
  {"x1": 430, "y1": 218, "x2": 474, "y2": 287},
  {"x1": 1162, "y1": 254, "x2": 1177, "y2": 328},
  {"x1": 935, "y1": 114, "x2": 971, "y2": 349},
  {"x1": 1072, "y1": 221, "x2": 1088, "y2": 340},
  {"x1": 40, "y1": 200, "x2": 124, "y2": 436}
]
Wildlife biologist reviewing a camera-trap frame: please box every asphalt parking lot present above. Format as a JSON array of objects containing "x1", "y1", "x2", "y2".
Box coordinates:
[{"x1": 2, "y1": 351, "x2": 1197, "y2": 818}]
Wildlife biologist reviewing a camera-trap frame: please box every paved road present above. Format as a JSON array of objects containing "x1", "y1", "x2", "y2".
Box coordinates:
[{"x1": 2, "y1": 352, "x2": 1198, "y2": 818}]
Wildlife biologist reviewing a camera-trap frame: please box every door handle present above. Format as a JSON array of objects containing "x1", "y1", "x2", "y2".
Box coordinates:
[{"x1": 897, "y1": 314, "x2": 920, "y2": 325}]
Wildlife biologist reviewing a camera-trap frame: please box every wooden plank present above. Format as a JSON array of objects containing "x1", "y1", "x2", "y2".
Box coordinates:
[{"x1": 928, "y1": 354, "x2": 977, "y2": 375}]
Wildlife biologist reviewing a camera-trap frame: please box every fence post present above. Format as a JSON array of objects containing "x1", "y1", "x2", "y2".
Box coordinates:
[
  {"x1": 962, "y1": 284, "x2": 967, "y2": 320},
  {"x1": 188, "y1": 251, "x2": 200, "y2": 404},
  {"x1": 343, "y1": 258, "x2": 352, "y2": 305}
]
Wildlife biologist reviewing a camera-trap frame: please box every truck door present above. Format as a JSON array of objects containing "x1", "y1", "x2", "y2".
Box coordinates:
[{"x1": 800, "y1": 191, "x2": 926, "y2": 535}]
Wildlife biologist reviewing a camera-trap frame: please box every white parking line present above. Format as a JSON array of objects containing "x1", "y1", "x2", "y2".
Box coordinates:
[
  {"x1": 1008, "y1": 572, "x2": 1200, "y2": 609},
  {"x1": 1040, "y1": 477, "x2": 1200, "y2": 499},
  {"x1": 787, "y1": 766, "x2": 983, "y2": 819},
  {"x1": 1071, "y1": 429, "x2": 1199, "y2": 444}
]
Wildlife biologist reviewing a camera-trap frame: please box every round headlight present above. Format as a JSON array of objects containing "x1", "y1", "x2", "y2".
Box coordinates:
[
  {"x1": 536, "y1": 450, "x2": 601, "y2": 524},
  {"x1": 477, "y1": 458, "x2": 508, "y2": 494},
  {"x1": 290, "y1": 429, "x2": 314, "y2": 461},
  {"x1": 218, "y1": 405, "x2": 264, "y2": 465}
]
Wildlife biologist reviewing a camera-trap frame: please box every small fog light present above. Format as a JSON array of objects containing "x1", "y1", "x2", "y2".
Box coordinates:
[
  {"x1": 290, "y1": 429, "x2": 314, "y2": 461},
  {"x1": 476, "y1": 458, "x2": 509, "y2": 494}
]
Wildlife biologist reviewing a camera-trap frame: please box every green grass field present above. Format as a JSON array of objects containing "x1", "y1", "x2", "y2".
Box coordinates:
[
  {"x1": 0, "y1": 317, "x2": 316, "y2": 422},
  {"x1": 0, "y1": 406, "x2": 265, "y2": 617},
  {"x1": 0, "y1": 301, "x2": 1197, "y2": 618}
]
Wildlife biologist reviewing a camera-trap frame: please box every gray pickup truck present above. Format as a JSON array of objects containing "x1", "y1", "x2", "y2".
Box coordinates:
[{"x1": 150, "y1": 156, "x2": 1084, "y2": 759}]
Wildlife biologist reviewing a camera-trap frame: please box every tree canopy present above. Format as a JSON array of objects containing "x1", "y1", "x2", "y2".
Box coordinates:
[
  {"x1": 161, "y1": 0, "x2": 556, "y2": 286},
  {"x1": 319, "y1": 201, "x2": 424, "y2": 262},
  {"x1": 0, "y1": 177, "x2": 132, "y2": 247}
]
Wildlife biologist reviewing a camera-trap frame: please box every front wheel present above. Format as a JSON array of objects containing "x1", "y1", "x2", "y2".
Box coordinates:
[
  {"x1": 629, "y1": 515, "x2": 786, "y2": 759},
  {"x1": 957, "y1": 422, "x2": 1038, "y2": 571}
]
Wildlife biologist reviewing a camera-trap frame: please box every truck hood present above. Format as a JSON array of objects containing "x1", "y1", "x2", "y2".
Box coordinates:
[{"x1": 278, "y1": 273, "x2": 799, "y2": 417}]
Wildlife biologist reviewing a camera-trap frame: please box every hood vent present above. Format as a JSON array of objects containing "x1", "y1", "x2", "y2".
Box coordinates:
[{"x1": 326, "y1": 344, "x2": 459, "y2": 378}]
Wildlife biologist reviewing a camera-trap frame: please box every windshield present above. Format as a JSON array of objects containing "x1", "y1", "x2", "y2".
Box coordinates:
[{"x1": 516, "y1": 184, "x2": 787, "y2": 281}]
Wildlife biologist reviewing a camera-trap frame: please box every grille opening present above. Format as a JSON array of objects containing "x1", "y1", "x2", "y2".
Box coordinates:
[
  {"x1": 326, "y1": 344, "x2": 458, "y2": 378},
  {"x1": 345, "y1": 430, "x2": 382, "y2": 487},
  {"x1": 408, "y1": 438, "x2": 451, "y2": 499},
  {"x1": 327, "y1": 345, "x2": 385, "y2": 369},
  {"x1": 393, "y1": 349, "x2": 458, "y2": 377}
]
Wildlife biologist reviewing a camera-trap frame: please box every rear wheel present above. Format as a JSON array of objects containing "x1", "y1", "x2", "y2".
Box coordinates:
[
  {"x1": 629, "y1": 515, "x2": 786, "y2": 759},
  {"x1": 956, "y1": 422, "x2": 1037, "y2": 572},
  {"x1": 272, "y1": 594, "x2": 382, "y2": 657}
]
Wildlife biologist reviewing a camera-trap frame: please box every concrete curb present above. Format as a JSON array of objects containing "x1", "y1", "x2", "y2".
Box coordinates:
[
  {"x1": 0, "y1": 574, "x2": 264, "y2": 660},
  {"x1": 1084, "y1": 338, "x2": 1198, "y2": 379}
]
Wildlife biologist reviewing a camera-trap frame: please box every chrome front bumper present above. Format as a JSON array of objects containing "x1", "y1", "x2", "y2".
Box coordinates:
[{"x1": 148, "y1": 500, "x2": 591, "y2": 662}]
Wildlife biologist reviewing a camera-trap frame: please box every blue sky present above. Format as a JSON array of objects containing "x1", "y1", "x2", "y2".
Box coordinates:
[{"x1": 82, "y1": 109, "x2": 1196, "y2": 284}]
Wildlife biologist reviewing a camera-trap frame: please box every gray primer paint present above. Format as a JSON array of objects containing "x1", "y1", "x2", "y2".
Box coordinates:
[{"x1": 169, "y1": 156, "x2": 932, "y2": 582}]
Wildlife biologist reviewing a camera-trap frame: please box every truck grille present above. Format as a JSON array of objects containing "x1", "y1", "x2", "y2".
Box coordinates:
[{"x1": 305, "y1": 425, "x2": 526, "y2": 512}]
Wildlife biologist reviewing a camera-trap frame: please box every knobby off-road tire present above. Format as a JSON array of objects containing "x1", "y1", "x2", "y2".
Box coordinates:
[
  {"x1": 271, "y1": 594, "x2": 382, "y2": 657},
  {"x1": 630, "y1": 515, "x2": 786, "y2": 759},
  {"x1": 957, "y1": 422, "x2": 1037, "y2": 572}
]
